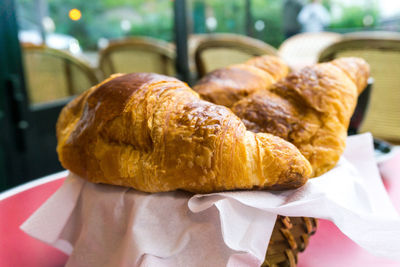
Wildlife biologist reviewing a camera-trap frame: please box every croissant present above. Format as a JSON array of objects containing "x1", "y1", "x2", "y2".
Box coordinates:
[
  {"x1": 56, "y1": 73, "x2": 312, "y2": 193},
  {"x1": 231, "y1": 57, "x2": 370, "y2": 176},
  {"x1": 193, "y1": 55, "x2": 289, "y2": 108}
]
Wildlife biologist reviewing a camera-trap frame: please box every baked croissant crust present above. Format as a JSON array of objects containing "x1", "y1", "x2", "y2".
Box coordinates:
[
  {"x1": 56, "y1": 73, "x2": 312, "y2": 193},
  {"x1": 232, "y1": 57, "x2": 370, "y2": 176},
  {"x1": 193, "y1": 55, "x2": 289, "y2": 108}
]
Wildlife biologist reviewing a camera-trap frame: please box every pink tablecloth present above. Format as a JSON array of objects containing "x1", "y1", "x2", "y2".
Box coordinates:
[
  {"x1": 298, "y1": 152, "x2": 400, "y2": 267},
  {"x1": 0, "y1": 177, "x2": 68, "y2": 267},
  {"x1": 1, "y1": 153, "x2": 400, "y2": 267}
]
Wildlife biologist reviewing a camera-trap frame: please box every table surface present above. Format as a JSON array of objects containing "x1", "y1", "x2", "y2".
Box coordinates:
[
  {"x1": 0, "y1": 172, "x2": 68, "y2": 267},
  {"x1": 1, "y1": 153, "x2": 400, "y2": 267}
]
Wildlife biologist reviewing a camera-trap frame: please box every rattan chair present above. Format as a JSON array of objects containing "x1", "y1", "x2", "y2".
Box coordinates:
[
  {"x1": 278, "y1": 32, "x2": 342, "y2": 70},
  {"x1": 319, "y1": 31, "x2": 400, "y2": 143},
  {"x1": 22, "y1": 43, "x2": 99, "y2": 105},
  {"x1": 99, "y1": 37, "x2": 176, "y2": 78},
  {"x1": 191, "y1": 33, "x2": 278, "y2": 78}
]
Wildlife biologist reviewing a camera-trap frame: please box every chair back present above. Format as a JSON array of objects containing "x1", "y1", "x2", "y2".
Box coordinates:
[
  {"x1": 99, "y1": 37, "x2": 176, "y2": 78},
  {"x1": 319, "y1": 31, "x2": 400, "y2": 143},
  {"x1": 278, "y1": 32, "x2": 341, "y2": 70},
  {"x1": 191, "y1": 33, "x2": 278, "y2": 78},
  {"x1": 22, "y1": 43, "x2": 99, "y2": 105}
]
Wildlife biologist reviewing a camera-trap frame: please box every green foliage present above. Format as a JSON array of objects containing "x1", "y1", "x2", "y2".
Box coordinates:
[
  {"x1": 191, "y1": 0, "x2": 283, "y2": 47},
  {"x1": 330, "y1": 5, "x2": 380, "y2": 29},
  {"x1": 127, "y1": 2, "x2": 173, "y2": 42},
  {"x1": 192, "y1": 0, "x2": 246, "y2": 34},
  {"x1": 45, "y1": 0, "x2": 173, "y2": 50},
  {"x1": 251, "y1": 0, "x2": 284, "y2": 48},
  {"x1": 208, "y1": 0, "x2": 246, "y2": 34},
  {"x1": 16, "y1": 0, "x2": 383, "y2": 51},
  {"x1": 46, "y1": 0, "x2": 103, "y2": 49}
]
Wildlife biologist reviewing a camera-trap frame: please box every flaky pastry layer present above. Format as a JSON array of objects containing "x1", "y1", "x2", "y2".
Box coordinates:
[{"x1": 57, "y1": 73, "x2": 312, "y2": 193}]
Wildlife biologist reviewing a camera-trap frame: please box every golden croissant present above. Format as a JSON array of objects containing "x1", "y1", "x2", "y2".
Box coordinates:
[
  {"x1": 198, "y1": 57, "x2": 370, "y2": 176},
  {"x1": 194, "y1": 55, "x2": 289, "y2": 108},
  {"x1": 56, "y1": 73, "x2": 312, "y2": 193}
]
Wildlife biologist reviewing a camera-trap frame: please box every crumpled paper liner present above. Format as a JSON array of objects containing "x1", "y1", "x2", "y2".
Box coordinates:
[{"x1": 21, "y1": 133, "x2": 400, "y2": 266}]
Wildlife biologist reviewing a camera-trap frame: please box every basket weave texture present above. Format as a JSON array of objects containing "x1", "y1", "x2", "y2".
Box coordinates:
[{"x1": 262, "y1": 216, "x2": 318, "y2": 267}]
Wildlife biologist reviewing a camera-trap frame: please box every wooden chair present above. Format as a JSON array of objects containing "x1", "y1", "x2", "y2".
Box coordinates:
[
  {"x1": 99, "y1": 37, "x2": 176, "y2": 78},
  {"x1": 319, "y1": 31, "x2": 400, "y2": 144},
  {"x1": 191, "y1": 33, "x2": 278, "y2": 78},
  {"x1": 22, "y1": 43, "x2": 99, "y2": 105},
  {"x1": 278, "y1": 32, "x2": 342, "y2": 70}
]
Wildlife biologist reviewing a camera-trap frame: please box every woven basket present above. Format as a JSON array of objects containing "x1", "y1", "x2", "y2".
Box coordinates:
[{"x1": 262, "y1": 216, "x2": 318, "y2": 267}]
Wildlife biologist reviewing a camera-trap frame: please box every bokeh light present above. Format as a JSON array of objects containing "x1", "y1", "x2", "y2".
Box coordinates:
[
  {"x1": 69, "y1": 8, "x2": 82, "y2": 21},
  {"x1": 254, "y1": 20, "x2": 265, "y2": 31}
]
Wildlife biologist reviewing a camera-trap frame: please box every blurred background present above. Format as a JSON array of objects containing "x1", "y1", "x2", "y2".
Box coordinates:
[
  {"x1": 1, "y1": 0, "x2": 400, "y2": 191},
  {"x1": 15, "y1": 0, "x2": 400, "y2": 57}
]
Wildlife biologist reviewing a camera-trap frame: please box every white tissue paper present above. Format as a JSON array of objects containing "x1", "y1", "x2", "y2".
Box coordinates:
[{"x1": 21, "y1": 133, "x2": 400, "y2": 267}]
